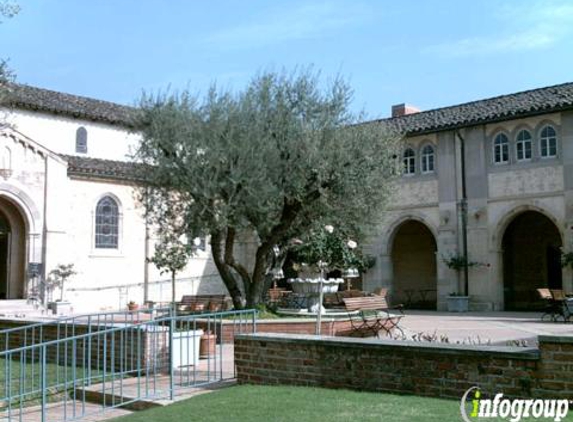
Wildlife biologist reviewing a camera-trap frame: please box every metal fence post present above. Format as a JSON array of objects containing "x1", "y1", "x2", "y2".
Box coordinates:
[
  {"x1": 169, "y1": 312, "x2": 175, "y2": 400},
  {"x1": 41, "y1": 344, "x2": 47, "y2": 422}
]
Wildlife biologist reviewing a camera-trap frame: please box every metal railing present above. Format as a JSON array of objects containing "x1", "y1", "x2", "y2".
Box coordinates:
[
  {"x1": 0, "y1": 307, "x2": 174, "y2": 354},
  {"x1": 0, "y1": 308, "x2": 257, "y2": 422}
]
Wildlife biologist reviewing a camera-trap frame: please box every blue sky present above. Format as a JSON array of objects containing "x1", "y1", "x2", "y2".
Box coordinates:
[{"x1": 1, "y1": 0, "x2": 572, "y2": 118}]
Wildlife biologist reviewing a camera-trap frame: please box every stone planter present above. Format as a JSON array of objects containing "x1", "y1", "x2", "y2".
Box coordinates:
[
  {"x1": 446, "y1": 296, "x2": 469, "y2": 312},
  {"x1": 48, "y1": 301, "x2": 72, "y2": 315},
  {"x1": 172, "y1": 329, "x2": 203, "y2": 369}
]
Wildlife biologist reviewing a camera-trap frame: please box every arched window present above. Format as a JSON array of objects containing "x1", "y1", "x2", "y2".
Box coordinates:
[
  {"x1": 76, "y1": 127, "x2": 88, "y2": 154},
  {"x1": 540, "y1": 125, "x2": 557, "y2": 158},
  {"x1": 493, "y1": 133, "x2": 509, "y2": 164},
  {"x1": 95, "y1": 196, "x2": 119, "y2": 249},
  {"x1": 403, "y1": 148, "x2": 416, "y2": 176},
  {"x1": 421, "y1": 145, "x2": 435, "y2": 174},
  {"x1": 516, "y1": 129, "x2": 532, "y2": 161}
]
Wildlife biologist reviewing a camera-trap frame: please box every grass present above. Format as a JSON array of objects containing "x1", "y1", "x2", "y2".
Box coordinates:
[
  {"x1": 109, "y1": 384, "x2": 573, "y2": 422},
  {"x1": 0, "y1": 357, "x2": 112, "y2": 408}
]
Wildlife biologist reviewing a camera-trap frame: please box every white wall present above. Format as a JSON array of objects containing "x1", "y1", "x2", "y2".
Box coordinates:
[{"x1": 5, "y1": 108, "x2": 140, "y2": 161}]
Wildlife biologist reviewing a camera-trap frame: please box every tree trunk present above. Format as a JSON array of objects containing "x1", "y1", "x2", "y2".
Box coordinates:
[{"x1": 211, "y1": 230, "x2": 247, "y2": 309}]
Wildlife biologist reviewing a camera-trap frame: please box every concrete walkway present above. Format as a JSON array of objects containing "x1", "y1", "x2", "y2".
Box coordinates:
[{"x1": 399, "y1": 310, "x2": 573, "y2": 345}]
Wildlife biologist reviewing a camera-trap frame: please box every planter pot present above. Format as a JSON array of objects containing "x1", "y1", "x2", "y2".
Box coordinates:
[
  {"x1": 200, "y1": 332, "x2": 217, "y2": 358},
  {"x1": 189, "y1": 303, "x2": 205, "y2": 312},
  {"x1": 127, "y1": 303, "x2": 139, "y2": 311},
  {"x1": 208, "y1": 302, "x2": 221, "y2": 312},
  {"x1": 172, "y1": 329, "x2": 203, "y2": 369},
  {"x1": 447, "y1": 296, "x2": 469, "y2": 312},
  {"x1": 48, "y1": 301, "x2": 72, "y2": 315}
]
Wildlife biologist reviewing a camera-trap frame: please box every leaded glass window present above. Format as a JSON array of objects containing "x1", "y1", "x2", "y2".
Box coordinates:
[{"x1": 95, "y1": 196, "x2": 119, "y2": 249}]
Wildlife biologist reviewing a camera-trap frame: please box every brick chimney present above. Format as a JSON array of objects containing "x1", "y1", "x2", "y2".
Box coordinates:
[{"x1": 391, "y1": 103, "x2": 421, "y2": 118}]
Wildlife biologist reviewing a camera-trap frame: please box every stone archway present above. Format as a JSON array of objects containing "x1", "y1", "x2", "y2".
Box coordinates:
[
  {"x1": 0, "y1": 197, "x2": 27, "y2": 299},
  {"x1": 502, "y1": 211, "x2": 562, "y2": 311},
  {"x1": 391, "y1": 220, "x2": 437, "y2": 309}
]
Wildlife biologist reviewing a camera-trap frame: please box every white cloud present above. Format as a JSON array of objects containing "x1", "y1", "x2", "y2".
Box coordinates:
[
  {"x1": 424, "y1": 1, "x2": 573, "y2": 57},
  {"x1": 203, "y1": 1, "x2": 372, "y2": 50}
]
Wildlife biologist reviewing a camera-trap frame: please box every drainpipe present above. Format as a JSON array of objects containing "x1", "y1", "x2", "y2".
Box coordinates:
[
  {"x1": 455, "y1": 131, "x2": 469, "y2": 296},
  {"x1": 40, "y1": 155, "x2": 49, "y2": 306},
  {"x1": 456, "y1": 130, "x2": 469, "y2": 296}
]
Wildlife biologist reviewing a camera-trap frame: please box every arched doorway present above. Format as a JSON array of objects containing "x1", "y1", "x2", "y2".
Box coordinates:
[
  {"x1": 0, "y1": 197, "x2": 27, "y2": 299},
  {"x1": 502, "y1": 211, "x2": 562, "y2": 311},
  {"x1": 391, "y1": 220, "x2": 437, "y2": 309}
]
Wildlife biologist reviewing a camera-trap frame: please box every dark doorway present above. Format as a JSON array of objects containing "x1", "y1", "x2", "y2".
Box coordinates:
[
  {"x1": 502, "y1": 211, "x2": 562, "y2": 310},
  {"x1": 0, "y1": 212, "x2": 10, "y2": 300},
  {"x1": 391, "y1": 220, "x2": 437, "y2": 309}
]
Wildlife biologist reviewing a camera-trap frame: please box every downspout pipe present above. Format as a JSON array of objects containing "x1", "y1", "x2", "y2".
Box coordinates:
[{"x1": 455, "y1": 130, "x2": 469, "y2": 296}]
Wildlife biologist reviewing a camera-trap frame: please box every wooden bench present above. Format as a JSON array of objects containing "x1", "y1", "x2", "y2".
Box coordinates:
[
  {"x1": 324, "y1": 290, "x2": 366, "y2": 309},
  {"x1": 343, "y1": 296, "x2": 404, "y2": 338},
  {"x1": 177, "y1": 295, "x2": 227, "y2": 313}
]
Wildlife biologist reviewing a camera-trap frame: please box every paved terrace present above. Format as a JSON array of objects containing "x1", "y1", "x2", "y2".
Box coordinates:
[{"x1": 400, "y1": 311, "x2": 573, "y2": 345}]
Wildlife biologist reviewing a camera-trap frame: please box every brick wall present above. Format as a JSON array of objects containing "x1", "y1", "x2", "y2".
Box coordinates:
[
  {"x1": 235, "y1": 333, "x2": 573, "y2": 399},
  {"x1": 197, "y1": 319, "x2": 385, "y2": 343}
]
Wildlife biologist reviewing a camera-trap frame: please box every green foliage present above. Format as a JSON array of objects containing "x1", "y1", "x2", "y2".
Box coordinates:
[
  {"x1": 135, "y1": 68, "x2": 400, "y2": 307},
  {"x1": 0, "y1": 0, "x2": 20, "y2": 20},
  {"x1": 149, "y1": 233, "x2": 192, "y2": 277},
  {"x1": 290, "y1": 223, "x2": 372, "y2": 273},
  {"x1": 46, "y1": 263, "x2": 76, "y2": 301},
  {"x1": 0, "y1": 1, "x2": 19, "y2": 109},
  {"x1": 441, "y1": 253, "x2": 486, "y2": 272},
  {"x1": 561, "y1": 250, "x2": 573, "y2": 268}
]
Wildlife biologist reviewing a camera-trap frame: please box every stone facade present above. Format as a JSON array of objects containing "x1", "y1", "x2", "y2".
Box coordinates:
[{"x1": 364, "y1": 107, "x2": 573, "y2": 311}]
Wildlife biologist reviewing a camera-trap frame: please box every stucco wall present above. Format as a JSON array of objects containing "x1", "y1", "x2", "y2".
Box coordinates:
[{"x1": 5, "y1": 109, "x2": 140, "y2": 161}]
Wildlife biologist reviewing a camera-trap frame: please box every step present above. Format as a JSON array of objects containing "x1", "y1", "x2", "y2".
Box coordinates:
[{"x1": 76, "y1": 376, "x2": 236, "y2": 411}]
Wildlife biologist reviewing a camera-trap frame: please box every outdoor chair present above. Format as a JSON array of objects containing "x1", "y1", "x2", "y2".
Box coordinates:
[
  {"x1": 538, "y1": 288, "x2": 570, "y2": 322},
  {"x1": 343, "y1": 296, "x2": 404, "y2": 338}
]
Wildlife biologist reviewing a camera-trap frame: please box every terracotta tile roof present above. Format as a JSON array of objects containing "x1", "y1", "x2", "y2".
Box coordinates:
[
  {"x1": 3, "y1": 83, "x2": 137, "y2": 126},
  {"x1": 62, "y1": 154, "x2": 148, "y2": 183},
  {"x1": 4, "y1": 81, "x2": 573, "y2": 135},
  {"x1": 377, "y1": 81, "x2": 573, "y2": 135}
]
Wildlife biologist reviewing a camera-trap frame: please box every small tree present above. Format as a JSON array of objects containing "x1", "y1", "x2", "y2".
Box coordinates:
[
  {"x1": 149, "y1": 231, "x2": 192, "y2": 309},
  {"x1": 136, "y1": 69, "x2": 400, "y2": 308},
  {"x1": 46, "y1": 264, "x2": 76, "y2": 302}
]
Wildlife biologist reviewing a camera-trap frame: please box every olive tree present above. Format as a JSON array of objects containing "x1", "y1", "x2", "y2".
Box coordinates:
[
  {"x1": 135, "y1": 70, "x2": 400, "y2": 309},
  {"x1": 0, "y1": 1, "x2": 19, "y2": 112}
]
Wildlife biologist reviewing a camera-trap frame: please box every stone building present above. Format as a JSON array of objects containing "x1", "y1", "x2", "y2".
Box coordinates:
[
  {"x1": 0, "y1": 84, "x2": 226, "y2": 312},
  {"x1": 363, "y1": 82, "x2": 573, "y2": 311},
  {"x1": 2, "y1": 81, "x2": 572, "y2": 313}
]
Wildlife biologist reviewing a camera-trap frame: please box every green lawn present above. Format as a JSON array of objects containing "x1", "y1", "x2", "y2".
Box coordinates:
[{"x1": 110, "y1": 384, "x2": 572, "y2": 422}]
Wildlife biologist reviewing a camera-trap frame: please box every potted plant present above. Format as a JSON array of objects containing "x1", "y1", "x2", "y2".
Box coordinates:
[
  {"x1": 127, "y1": 301, "x2": 139, "y2": 311},
  {"x1": 441, "y1": 253, "x2": 489, "y2": 312},
  {"x1": 46, "y1": 263, "x2": 76, "y2": 315}
]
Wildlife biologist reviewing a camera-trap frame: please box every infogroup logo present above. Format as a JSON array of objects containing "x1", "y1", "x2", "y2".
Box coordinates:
[{"x1": 460, "y1": 387, "x2": 570, "y2": 422}]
